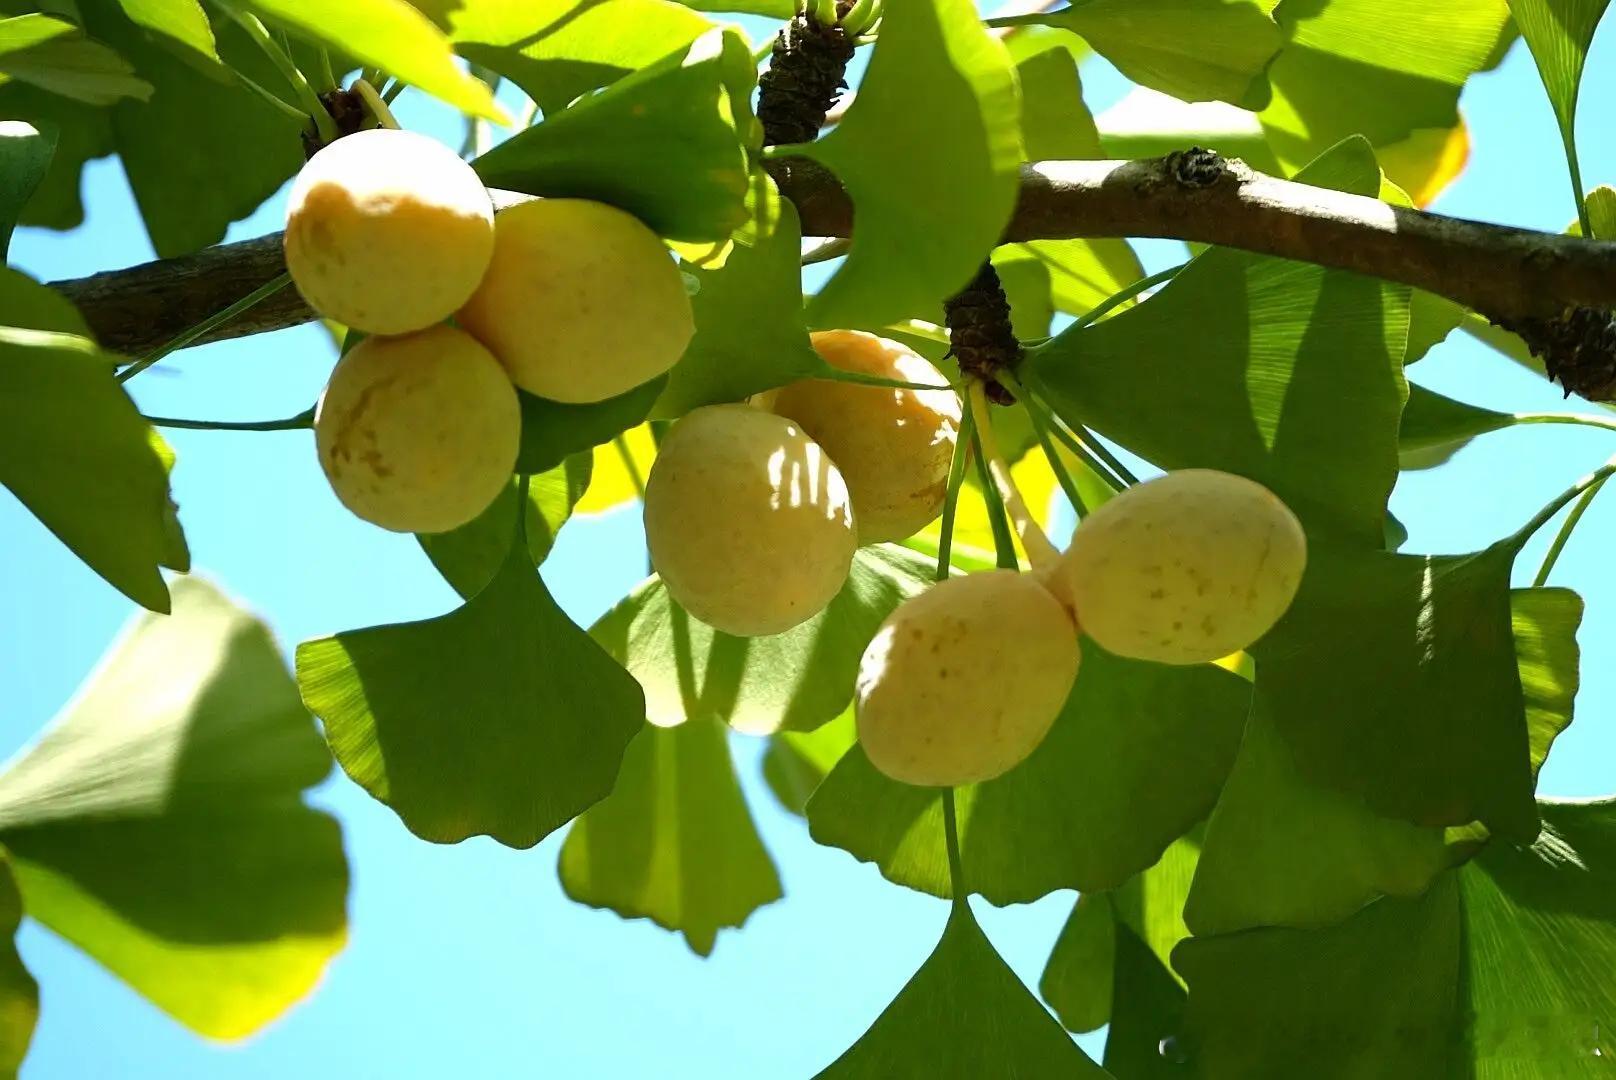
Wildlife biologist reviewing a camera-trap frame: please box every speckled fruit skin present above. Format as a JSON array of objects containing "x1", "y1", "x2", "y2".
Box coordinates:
[
  {"x1": 1059, "y1": 469, "x2": 1307, "y2": 665},
  {"x1": 644, "y1": 404, "x2": 857, "y2": 637},
  {"x1": 285, "y1": 129, "x2": 494, "y2": 336},
  {"x1": 315, "y1": 325, "x2": 520, "y2": 534},
  {"x1": 457, "y1": 198, "x2": 694, "y2": 404},
  {"x1": 856, "y1": 570, "x2": 1080, "y2": 787},
  {"x1": 767, "y1": 330, "x2": 961, "y2": 544}
]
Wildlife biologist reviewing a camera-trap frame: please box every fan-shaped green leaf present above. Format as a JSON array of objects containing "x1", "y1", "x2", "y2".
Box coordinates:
[
  {"x1": 0, "y1": 120, "x2": 52, "y2": 257},
  {"x1": 297, "y1": 528, "x2": 644, "y2": 848},
  {"x1": 762, "y1": 710, "x2": 856, "y2": 816},
  {"x1": 0, "y1": 14, "x2": 150, "y2": 105},
  {"x1": 1040, "y1": 893, "x2": 1114, "y2": 1035},
  {"x1": 1514, "y1": 587, "x2": 1583, "y2": 778},
  {"x1": 0, "y1": 579, "x2": 345, "y2": 1040},
  {"x1": 814, "y1": 900, "x2": 1110, "y2": 1077},
  {"x1": 514, "y1": 376, "x2": 666, "y2": 476},
  {"x1": 559, "y1": 718, "x2": 781, "y2": 956},
  {"x1": 114, "y1": 0, "x2": 220, "y2": 64},
  {"x1": 1028, "y1": 137, "x2": 1409, "y2": 546},
  {"x1": 797, "y1": 0, "x2": 1020, "y2": 330},
  {"x1": 592, "y1": 545, "x2": 933, "y2": 736},
  {"x1": 418, "y1": 454, "x2": 591, "y2": 599},
  {"x1": 1509, "y1": 0, "x2": 1612, "y2": 228},
  {"x1": 807, "y1": 646, "x2": 1248, "y2": 903},
  {"x1": 999, "y1": 0, "x2": 1282, "y2": 109},
  {"x1": 0, "y1": 277, "x2": 181, "y2": 612},
  {"x1": 475, "y1": 28, "x2": 754, "y2": 242}
]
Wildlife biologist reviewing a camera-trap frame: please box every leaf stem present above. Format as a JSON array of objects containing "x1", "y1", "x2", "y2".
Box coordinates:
[
  {"x1": 117, "y1": 273, "x2": 293, "y2": 382},
  {"x1": 1007, "y1": 376, "x2": 1087, "y2": 518},
  {"x1": 1532, "y1": 473, "x2": 1611, "y2": 586},
  {"x1": 842, "y1": 0, "x2": 882, "y2": 36},
  {"x1": 1071, "y1": 262, "x2": 1187, "y2": 330},
  {"x1": 1514, "y1": 411, "x2": 1616, "y2": 435},
  {"x1": 614, "y1": 433, "x2": 647, "y2": 500},
  {"x1": 353, "y1": 78, "x2": 400, "y2": 130},
  {"x1": 143, "y1": 406, "x2": 314, "y2": 431},
  {"x1": 1512, "y1": 459, "x2": 1616, "y2": 551},
  {"x1": 942, "y1": 788, "x2": 966, "y2": 906},
  {"x1": 970, "y1": 380, "x2": 1057, "y2": 568},
  {"x1": 231, "y1": 69, "x2": 308, "y2": 123},
  {"x1": 815, "y1": 366, "x2": 954, "y2": 392},
  {"x1": 801, "y1": 236, "x2": 850, "y2": 266},
  {"x1": 935, "y1": 396, "x2": 976, "y2": 583},
  {"x1": 314, "y1": 48, "x2": 337, "y2": 92},
  {"x1": 219, "y1": 5, "x2": 337, "y2": 145}
]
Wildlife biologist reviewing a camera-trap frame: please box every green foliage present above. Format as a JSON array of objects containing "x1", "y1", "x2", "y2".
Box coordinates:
[
  {"x1": 560, "y1": 718, "x2": 781, "y2": 956},
  {"x1": 1509, "y1": 0, "x2": 1613, "y2": 225},
  {"x1": 808, "y1": 646, "x2": 1248, "y2": 902},
  {"x1": 515, "y1": 377, "x2": 666, "y2": 475},
  {"x1": 474, "y1": 28, "x2": 755, "y2": 242},
  {"x1": 0, "y1": 579, "x2": 346, "y2": 1040},
  {"x1": 815, "y1": 900, "x2": 1109, "y2": 1077},
  {"x1": 0, "y1": 269, "x2": 183, "y2": 612},
  {"x1": 0, "y1": 120, "x2": 52, "y2": 256},
  {"x1": 591, "y1": 545, "x2": 933, "y2": 735},
  {"x1": 418, "y1": 454, "x2": 592, "y2": 598},
  {"x1": 797, "y1": 0, "x2": 1020, "y2": 329},
  {"x1": 0, "y1": 861, "x2": 34, "y2": 1079},
  {"x1": 298, "y1": 524, "x2": 643, "y2": 848},
  {"x1": 0, "y1": 12, "x2": 150, "y2": 105}
]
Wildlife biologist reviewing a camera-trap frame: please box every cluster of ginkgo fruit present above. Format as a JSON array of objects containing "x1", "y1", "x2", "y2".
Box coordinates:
[
  {"x1": 285, "y1": 127, "x2": 694, "y2": 534},
  {"x1": 284, "y1": 126, "x2": 1307, "y2": 794}
]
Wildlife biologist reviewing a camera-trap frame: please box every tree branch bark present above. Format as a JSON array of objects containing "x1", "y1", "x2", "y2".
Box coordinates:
[{"x1": 52, "y1": 152, "x2": 1616, "y2": 358}]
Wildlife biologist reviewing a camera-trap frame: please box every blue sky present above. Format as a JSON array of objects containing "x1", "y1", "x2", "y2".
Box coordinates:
[{"x1": 4, "y1": 21, "x2": 1616, "y2": 1080}]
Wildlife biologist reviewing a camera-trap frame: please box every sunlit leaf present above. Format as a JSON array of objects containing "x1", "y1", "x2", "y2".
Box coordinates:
[
  {"x1": 798, "y1": 0, "x2": 1020, "y2": 330},
  {"x1": 418, "y1": 454, "x2": 592, "y2": 598},
  {"x1": 114, "y1": 0, "x2": 220, "y2": 64},
  {"x1": 297, "y1": 531, "x2": 643, "y2": 848},
  {"x1": 559, "y1": 718, "x2": 781, "y2": 956},
  {"x1": 0, "y1": 579, "x2": 346, "y2": 1040},
  {"x1": 244, "y1": 0, "x2": 504, "y2": 120},
  {"x1": 808, "y1": 647, "x2": 1248, "y2": 902},
  {"x1": 1512, "y1": 587, "x2": 1583, "y2": 779},
  {"x1": 1508, "y1": 0, "x2": 1612, "y2": 224},
  {"x1": 1040, "y1": 893, "x2": 1114, "y2": 1034},
  {"x1": 591, "y1": 545, "x2": 933, "y2": 736},
  {"x1": 654, "y1": 170, "x2": 822, "y2": 417},
  {"x1": 0, "y1": 859, "x2": 34, "y2": 1079},
  {"x1": 0, "y1": 13, "x2": 151, "y2": 105},
  {"x1": 475, "y1": 28, "x2": 754, "y2": 241},
  {"x1": 1002, "y1": 0, "x2": 1282, "y2": 108},
  {"x1": 1029, "y1": 137, "x2": 1409, "y2": 546},
  {"x1": 515, "y1": 377, "x2": 665, "y2": 476},
  {"x1": 0, "y1": 274, "x2": 180, "y2": 612},
  {"x1": 815, "y1": 901, "x2": 1109, "y2": 1077},
  {"x1": 575, "y1": 423, "x2": 656, "y2": 515}
]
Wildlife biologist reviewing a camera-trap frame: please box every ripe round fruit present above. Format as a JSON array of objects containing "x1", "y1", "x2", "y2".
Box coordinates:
[
  {"x1": 1059, "y1": 469, "x2": 1307, "y2": 665},
  {"x1": 284, "y1": 129, "x2": 494, "y2": 336},
  {"x1": 644, "y1": 404, "x2": 856, "y2": 637},
  {"x1": 857, "y1": 570, "x2": 1080, "y2": 787},
  {"x1": 767, "y1": 330, "x2": 961, "y2": 544},
  {"x1": 457, "y1": 198, "x2": 694, "y2": 404},
  {"x1": 315, "y1": 324, "x2": 520, "y2": 534}
]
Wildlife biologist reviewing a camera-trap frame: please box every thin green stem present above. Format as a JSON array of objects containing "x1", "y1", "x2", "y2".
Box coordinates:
[
  {"x1": 231, "y1": 69, "x2": 306, "y2": 123},
  {"x1": 970, "y1": 380, "x2": 1060, "y2": 568},
  {"x1": 314, "y1": 47, "x2": 337, "y2": 92},
  {"x1": 1019, "y1": 386, "x2": 1128, "y2": 492},
  {"x1": 1078, "y1": 426, "x2": 1140, "y2": 487},
  {"x1": 970, "y1": 412, "x2": 1019, "y2": 570},
  {"x1": 614, "y1": 434, "x2": 647, "y2": 500},
  {"x1": 842, "y1": 0, "x2": 882, "y2": 36},
  {"x1": 219, "y1": 5, "x2": 337, "y2": 144},
  {"x1": 1515, "y1": 411, "x2": 1616, "y2": 435},
  {"x1": 143, "y1": 407, "x2": 314, "y2": 432},
  {"x1": 1532, "y1": 474, "x2": 1610, "y2": 586},
  {"x1": 1003, "y1": 373, "x2": 1086, "y2": 518},
  {"x1": 1512, "y1": 460, "x2": 1616, "y2": 550},
  {"x1": 382, "y1": 79, "x2": 406, "y2": 104},
  {"x1": 816, "y1": 367, "x2": 954, "y2": 392},
  {"x1": 353, "y1": 78, "x2": 399, "y2": 130},
  {"x1": 942, "y1": 788, "x2": 966, "y2": 906},
  {"x1": 935, "y1": 396, "x2": 976, "y2": 583},
  {"x1": 1072, "y1": 262, "x2": 1186, "y2": 330},
  {"x1": 801, "y1": 237, "x2": 851, "y2": 266},
  {"x1": 811, "y1": 0, "x2": 838, "y2": 26},
  {"x1": 118, "y1": 273, "x2": 292, "y2": 382},
  {"x1": 1565, "y1": 129, "x2": 1592, "y2": 239}
]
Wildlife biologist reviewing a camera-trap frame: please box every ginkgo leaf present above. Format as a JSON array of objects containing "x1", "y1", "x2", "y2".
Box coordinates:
[
  {"x1": 797, "y1": 0, "x2": 1020, "y2": 330},
  {"x1": 0, "y1": 859, "x2": 34, "y2": 1080},
  {"x1": 1508, "y1": 0, "x2": 1612, "y2": 225},
  {"x1": 0, "y1": 578, "x2": 346, "y2": 1041},
  {"x1": 0, "y1": 13, "x2": 151, "y2": 105},
  {"x1": 559, "y1": 718, "x2": 781, "y2": 956},
  {"x1": 814, "y1": 900, "x2": 1110, "y2": 1077},
  {"x1": 0, "y1": 120, "x2": 53, "y2": 257},
  {"x1": 298, "y1": 527, "x2": 644, "y2": 848}
]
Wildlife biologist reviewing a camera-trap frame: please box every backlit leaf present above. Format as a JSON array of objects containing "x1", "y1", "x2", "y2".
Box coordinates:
[
  {"x1": 0, "y1": 119, "x2": 53, "y2": 257},
  {"x1": 515, "y1": 377, "x2": 666, "y2": 476},
  {"x1": 1508, "y1": 0, "x2": 1612, "y2": 225},
  {"x1": 0, "y1": 13, "x2": 150, "y2": 105}
]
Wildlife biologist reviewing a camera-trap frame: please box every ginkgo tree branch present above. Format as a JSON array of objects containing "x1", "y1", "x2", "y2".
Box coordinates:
[{"x1": 51, "y1": 151, "x2": 1616, "y2": 361}]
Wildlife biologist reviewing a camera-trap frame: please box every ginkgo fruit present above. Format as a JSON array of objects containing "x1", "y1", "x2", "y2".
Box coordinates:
[
  {"x1": 644, "y1": 404, "x2": 856, "y2": 637},
  {"x1": 285, "y1": 129, "x2": 494, "y2": 336},
  {"x1": 457, "y1": 198, "x2": 695, "y2": 404},
  {"x1": 856, "y1": 570, "x2": 1080, "y2": 787},
  {"x1": 315, "y1": 324, "x2": 520, "y2": 534},
  {"x1": 768, "y1": 330, "x2": 961, "y2": 543},
  {"x1": 1057, "y1": 469, "x2": 1307, "y2": 665}
]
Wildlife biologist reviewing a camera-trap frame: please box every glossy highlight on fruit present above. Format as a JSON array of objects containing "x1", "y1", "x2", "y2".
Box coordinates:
[
  {"x1": 856, "y1": 570, "x2": 1080, "y2": 787},
  {"x1": 315, "y1": 325, "x2": 520, "y2": 534},
  {"x1": 285, "y1": 129, "x2": 494, "y2": 335},
  {"x1": 1059, "y1": 469, "x2": 1307, "y2": 665},
  {"x1": 768, "y1": 330, "x2": 961, "y2": 543},
  {"x1": 644, "y1": 404, "x2": 856, "y2": 637},
  {"x1": 457, "y1": 198, "x2": 695, "y2": 404}
]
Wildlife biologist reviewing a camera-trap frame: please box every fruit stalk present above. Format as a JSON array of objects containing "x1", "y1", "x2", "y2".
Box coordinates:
[{"x1": 967, "y1": 379, "x2": 1060, "y2": 569}]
